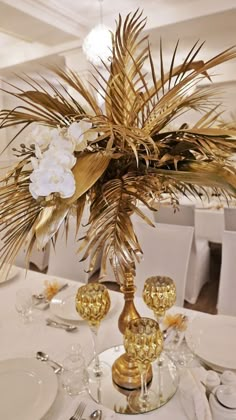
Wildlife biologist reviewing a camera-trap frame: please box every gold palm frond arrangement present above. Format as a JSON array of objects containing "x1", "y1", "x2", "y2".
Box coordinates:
[{"x1": 1, "y1": 10, "x2": 236, "y2": 282}]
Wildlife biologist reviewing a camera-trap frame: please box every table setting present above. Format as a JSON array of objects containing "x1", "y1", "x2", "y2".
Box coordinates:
[
  {"x1": 0, "y1": 267, "x2": 236, "y2": 420},
  {"x1": 1, "y1": 7, "x2": 236, "y2": 420}
]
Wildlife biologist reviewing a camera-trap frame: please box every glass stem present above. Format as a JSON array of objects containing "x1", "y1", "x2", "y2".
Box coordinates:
[
  {"x1": 90, "y1": 325, "x2": 101, "y2": 376},
  {"x1": 155, "y1": 313, "x2": 163, "y2": 403},
  {"x1": 139, "y1": 365, "x2": 149, "y2": 404}
]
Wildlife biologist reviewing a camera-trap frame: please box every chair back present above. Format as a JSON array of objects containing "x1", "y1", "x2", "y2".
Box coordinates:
[
  {"x1": 224, "y1": 207, "x2": 236, "y2": 231},
  {"x1": 133, "y1": 221, "x2": 194, "y2": 306},
  {"x1": 47, "y1": 208, "x2": 97, "y2": 282},
  {"x1": 218, "y1": 230, "x2": 236, "y2": 316},
  {"x1": 153, "y1": 203, "x2": 195, "y2": 227}
]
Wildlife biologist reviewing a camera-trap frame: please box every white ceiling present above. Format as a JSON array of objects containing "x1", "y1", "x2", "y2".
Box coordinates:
[{"x1": 0, "y1": 0, "x2": 235, "y2": 82}]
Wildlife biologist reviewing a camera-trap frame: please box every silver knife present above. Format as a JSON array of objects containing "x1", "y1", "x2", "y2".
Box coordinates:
[{"x1": 46, "y1": 318, "x2": 78, "y2": 332}]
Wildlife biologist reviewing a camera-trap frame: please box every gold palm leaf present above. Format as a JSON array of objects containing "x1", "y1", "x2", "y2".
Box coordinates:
[{"x1": 0, "y1": 10, "x2": 236, "y2": 281}]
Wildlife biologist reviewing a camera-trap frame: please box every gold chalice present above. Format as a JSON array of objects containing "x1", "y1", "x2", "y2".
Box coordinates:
[
  {"x1": 143, "y1": 276, "x2": 176, "y2": 322},
  {"x1": 124, "y1": 317, "x2": 163, "y2": 413},
  {"x1": 143, "y1": 276, "x2": 177, "y2": 400},
  {"x1": 76, "y1": 283, "x2": 111, "y2": 379}
]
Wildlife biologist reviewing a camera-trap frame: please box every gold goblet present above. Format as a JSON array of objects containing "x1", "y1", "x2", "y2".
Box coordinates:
[
  {"x1": 76, "y1": 283, "x2": 111, "y2": 380},
  {"x1": 143, "y1": 276, "x2": 176, "y2": 401},
  {"x1": 143, "y1": 276, "x2": 176, "y2": 322},
  {"x1": 124, "y1": 317, "x2": 163, "y2": 413}
]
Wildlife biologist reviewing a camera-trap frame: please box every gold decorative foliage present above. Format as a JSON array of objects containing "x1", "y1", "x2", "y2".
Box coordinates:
[{"x1": 1, "y1": 10, "x2": 236, "y2": 282}]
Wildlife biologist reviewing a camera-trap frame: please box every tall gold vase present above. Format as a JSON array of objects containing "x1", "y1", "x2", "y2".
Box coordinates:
[{"x1": 112, "y1": 271, "x2": 152, "y2": 389}]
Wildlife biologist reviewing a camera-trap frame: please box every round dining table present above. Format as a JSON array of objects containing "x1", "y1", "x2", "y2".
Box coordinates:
[{"x1": 0, "y1": 266, "x2": 212, "y2": 420}]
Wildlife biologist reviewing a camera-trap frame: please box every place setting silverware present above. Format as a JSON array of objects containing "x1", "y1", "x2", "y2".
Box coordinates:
[
  {"x1": 36, "y1": 351, "x2": 64, "y2": 374},
  {"x1": 46, "y1": 317, "x2": 78, "y2": 332},
  {"x1": 69, "y1": 401, "x2": 103, "y2": 420},
  {"x1": 69, "y1": 401, "x2": 86, "y2": 420},
  {"x1": 33, "y1": 283, "x2": 69, "y2": 309}
]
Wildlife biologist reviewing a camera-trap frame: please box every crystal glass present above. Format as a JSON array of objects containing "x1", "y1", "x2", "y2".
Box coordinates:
[
  {"x1": 124, "y1": 317, "x2": 163, "y2": 413},
  {"x1": 75, "y1": 283, "x2": 111, "y2": 380},
  {"x1": 15, "y1": 288, "x2": 33, "y2": 323},
  {"x1": 61, "y1": 354, "x2": 88, "y2": 396},
  {"x1": 143, "y1": 276, "x2": 176, "y2": 321},
  {"x1": 165, "y1": 316, "x2": 195, "y2": 367}
]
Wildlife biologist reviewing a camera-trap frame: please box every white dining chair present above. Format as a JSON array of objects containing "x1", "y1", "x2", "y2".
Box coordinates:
[
  {"x1": 217, "y1": 231, "x2": 236, "y2": 316},
  {"x1": 14, "y1": 243, "x2": 50, "y2": 271},
  {"x1": 217, "y1": 207, "x2": 236, "y2": 316},
  {"x1": 224, "y1": 207, "x2": 236, "y2": 231},
  {"x1": 47, "y1": 208, "x2": 100, "y2": 282},
  {"x1": 133, "y1": 221, "x2": 194, "y2": 306},
  {"x1": 153, "y1": 203, "x2": 210, "y2": 304},
  {"x1": 0, "y1": 230, "x2": 50, "y2": 272}
]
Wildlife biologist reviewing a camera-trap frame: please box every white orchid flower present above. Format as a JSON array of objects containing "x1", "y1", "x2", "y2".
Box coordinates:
[
  {"x1": 50, "y1": 128, "x2": 75, "y2": 153},
  {"x1": 29, "y1": 165, "x2": 75, "y2": 199},
  {"x1": 68, "y1": 120, "x2": 95, "y2": 152},
  {"x1": 42, "y1": 148, "x2": 76, "y2": 170},
  {"x1": 27, "y1": 125, "x2": 53, "y2": 151}
]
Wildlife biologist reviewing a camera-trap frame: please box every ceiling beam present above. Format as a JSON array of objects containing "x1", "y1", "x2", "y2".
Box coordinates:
[
  {"x1": 0, "y1": 39, "x2": 83, "y2": 72},
  {"x1": 0, "y1": 0, "x2": 88, "y2": 39},
  {"x1": 104, "y1": 0, "x2": 236, "y2": 32}
]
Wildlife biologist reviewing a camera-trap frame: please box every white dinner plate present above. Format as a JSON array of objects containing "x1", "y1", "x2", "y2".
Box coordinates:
[
  {"x1": 50, "y1": 286, "x2": 120, "y2": 322},
  {"x1": 0, "y1": 358, "x2": 58, "y2": 420},
  {"x1": 0, "y1": 265, "x2": 19, "y2": 284},
  {"x1": 186, "y1": 315, "x2": 236, "y2": 371}
]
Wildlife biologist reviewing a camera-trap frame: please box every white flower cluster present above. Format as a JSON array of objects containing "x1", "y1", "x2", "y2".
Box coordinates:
[{"x1": 29, "y1": 120, "x2": 93, "y2": 200}]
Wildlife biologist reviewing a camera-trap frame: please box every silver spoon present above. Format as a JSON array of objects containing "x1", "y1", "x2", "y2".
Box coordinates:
[
  {"x1": 90, "y1": 409, "x2": 102, "y2": 420},
  {"x1": 36, "y1": 351, "x2": 63, "y2": 371}
]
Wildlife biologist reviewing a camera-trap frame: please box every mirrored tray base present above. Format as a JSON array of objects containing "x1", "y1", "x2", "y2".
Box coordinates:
[{"x1": 87, "y1": 345, "x2": 179, "y2": 414}]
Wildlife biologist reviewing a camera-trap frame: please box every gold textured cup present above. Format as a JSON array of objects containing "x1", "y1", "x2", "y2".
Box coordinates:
[
  {"x1": 76, "y1": 282, "x2": 110, "y2": 326},
  {"x1": 75, "y1": 283, "x2": 111, "y2": 379},
  {"x1": 143, "y1": 276, "x2": 176, "y2": 319},
  {"x1": 124, "y1": 317, "x2": 163, "y2": 413}
]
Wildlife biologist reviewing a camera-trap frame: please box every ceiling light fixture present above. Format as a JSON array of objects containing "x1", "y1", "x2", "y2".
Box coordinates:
[{"x1": 82, "y1": 0, "x2": 112, "y2": 66}]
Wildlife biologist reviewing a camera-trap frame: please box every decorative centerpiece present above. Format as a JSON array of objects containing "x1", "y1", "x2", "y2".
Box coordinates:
[{"x1": 1, "y1": 9, "x2": 236, "y2": 390}]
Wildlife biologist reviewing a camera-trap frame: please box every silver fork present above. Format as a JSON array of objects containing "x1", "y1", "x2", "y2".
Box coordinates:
[{"x1": 69, "y1": 401, "x2": 86, "y2": 420}]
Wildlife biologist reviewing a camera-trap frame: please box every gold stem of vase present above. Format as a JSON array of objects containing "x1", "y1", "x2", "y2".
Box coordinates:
[
  {"x1": 112, "y1": 271, "x2": 153, "y2": 389},
  {"x1": 118, "y1": 271, "x2": 140, "y2": 334}
]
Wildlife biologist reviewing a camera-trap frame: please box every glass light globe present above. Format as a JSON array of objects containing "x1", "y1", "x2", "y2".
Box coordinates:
[{"x1": 82, "y1": 24, "x2": 112, "y2": 66}]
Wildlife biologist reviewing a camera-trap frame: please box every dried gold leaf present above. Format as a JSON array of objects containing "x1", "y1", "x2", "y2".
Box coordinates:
[
  {"x1": 65, "y1": 152, "x2": 110, "y2": 204},
  {"x1": 35, "y1": 204, "x2": 69, "y2": 249}
]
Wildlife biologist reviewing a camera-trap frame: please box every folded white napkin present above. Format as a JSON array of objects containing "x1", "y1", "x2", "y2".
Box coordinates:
[
  {"x1": 178, "y1": 367, "x2": 212, "y2": 420},
  {"x1": 33, "y1": 281, "x2": 68, "y2": 310}
]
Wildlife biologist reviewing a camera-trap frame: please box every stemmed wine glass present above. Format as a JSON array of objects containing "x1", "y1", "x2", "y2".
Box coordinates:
[
  {"x1": 143, "y1": 276, "x2": 176, "y2": 398},
  {"x1": 143, "y1": 276, "x2": 176, "y2": 323},
  {"x1": 75, "y1": 283, "x2": 111, "y2": 380},
  {"x1": 124, "y1": 317, "x2": 163, "y2": 413}
]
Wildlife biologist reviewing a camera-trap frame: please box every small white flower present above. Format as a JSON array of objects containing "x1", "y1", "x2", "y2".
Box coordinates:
[
  {"x1": 29, "y1": 165, "x2": 75, "y2": 199},
  {"x1": 31, "y1": 157, "x2": 39, "y2": 170},
  {"x1": 50, "y1": 128, "x2": 75, "y2": 153},
  {"x1": 35, "y1": 144, "x2": 43, "y2": 159},
  {"x1": 42, "y1": 148, "x2": 76, "y2": 170},
  {"x1": 68, "y1": 120, "x2": 95, "y2": 152},
  {"x1": 27, "y1": 125, "x2": 53, "y2": 151}
]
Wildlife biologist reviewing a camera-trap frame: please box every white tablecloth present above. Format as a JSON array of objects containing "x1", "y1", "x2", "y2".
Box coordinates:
[{"x1": 0, "y1": 267, "x2": 206, "y2": 420}]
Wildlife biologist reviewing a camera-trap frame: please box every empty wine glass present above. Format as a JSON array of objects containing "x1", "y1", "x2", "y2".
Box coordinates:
[
  {"x1": 75, "y1": 283, "x2": 111, "y2": 380},
  {"x1": 124, "y1": 317, "x2": 163, "y2": 413},
  {"x1": 15, "y1": 288, "x2": 33, "y2": 323}
]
